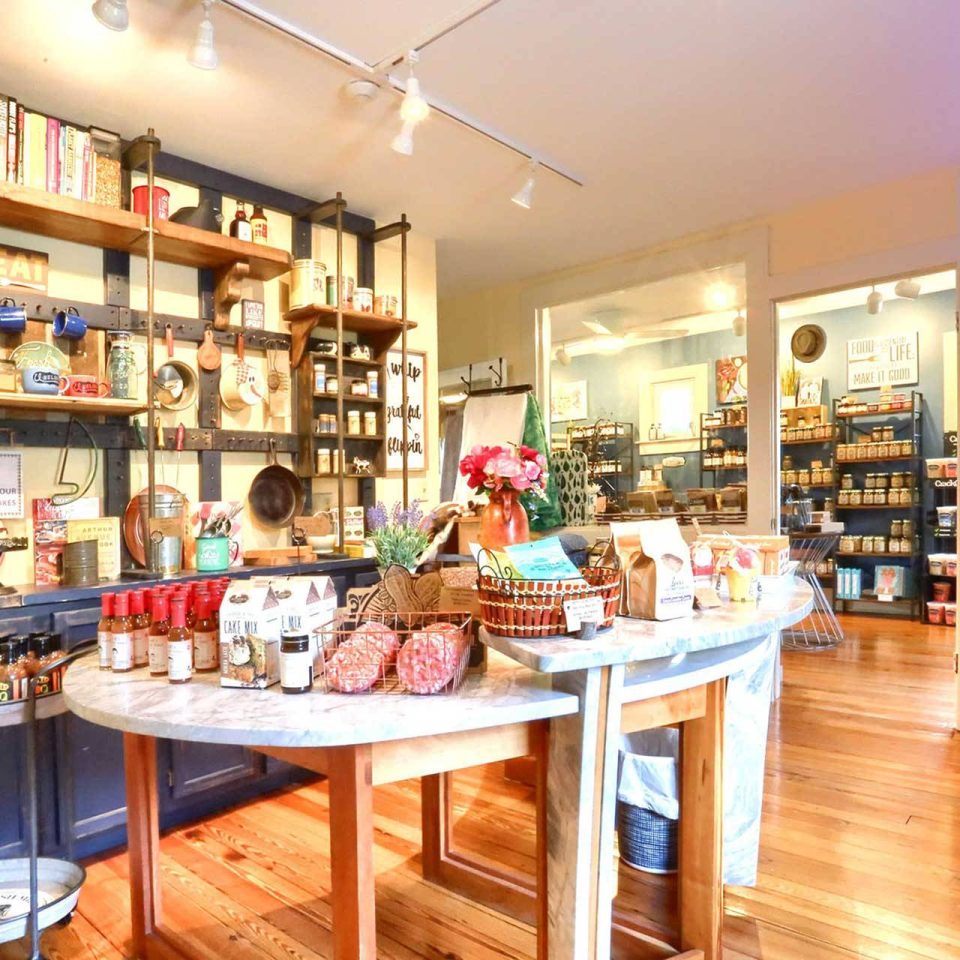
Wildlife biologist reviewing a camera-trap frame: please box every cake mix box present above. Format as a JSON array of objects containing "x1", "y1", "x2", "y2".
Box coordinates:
[
  {"x1": 270, "y1": 575, "x2": 338, "y2": 667},
  {"x1": 32, "y1": 497, "x2": 100, "y2": 585},
  {"x1": 218, "y1": 581, "x2": 282, "y2": 688}
]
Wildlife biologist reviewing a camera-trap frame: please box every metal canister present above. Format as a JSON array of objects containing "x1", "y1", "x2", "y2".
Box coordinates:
[
  {"x1": 62, "y1": 540, "x2": 99, "y2": 586},
  {"x1": 289, "y1": 259, "x2": 326, "y2": 310}
]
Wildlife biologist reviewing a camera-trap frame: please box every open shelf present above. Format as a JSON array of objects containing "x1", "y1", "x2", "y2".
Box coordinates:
[
  {"x1": 836, "y1": 407, "x2": 916, "y2": 420},
  {"x1": 0, "y1": 182, "x2": 291, "y2": 281},
  {"x1": 782, "y1": 435, "x2": 836, "y2": 446},
  {"x1": 0, "y1": 392, "x2": 146, "y2": 416},
  {"x1": 837, "y1": 551, "x2": 918, "y2": 559},
  {"x1": 703, "y1": 422, "x2": 747, "y2": 431},
  {"x1": 835, "y1": 503, "x2": 918, "y2": 511},
  {"x1": 314, "y1": 393, "x2": 383, "y2": 405},
  {"x1": 839, "y1": 455, "x2": 918, "y2": 465},
  {"x1": 285, "y1": 303, "x2": 415, "y2": 368}
]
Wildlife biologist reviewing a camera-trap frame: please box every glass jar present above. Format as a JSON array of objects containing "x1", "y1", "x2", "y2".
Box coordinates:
[
  {"x1": 890, "y1": 520, "x2": 902, "y2": 538},
  {"x1": 864, "y1": 490, "x2": 875, "y2": 505},
  {"x1": 839, "y1": 535, "x2": 853, "y2": 553},
  {"x1": 877, "y1": 442, "x2": 889, "y2": 458},
  {"x1": 890, "y1": 472, "x2": 904, "y2": 489},
  {"x1": 874, "y1": 536, "x2": 887, "y2": 553},
  {"x1": 875, "y1": 473, "x2": 889, "y2": 490},
  {"x1": 783, "y1": 455, "x2": 795, "y2": 471},
  {"x1": 347, "y1": 410, "x2": 361, "y2": 435},
  {"x1": 841, "y1": 474, "x2": 854, "y2": 490},
  {"x1": 364, "y1": 411, "x2": 377, "y2": 436},
  {"x1": 865, "y1": 474, "x2": 875, "y2": 490},
  {"x1": 850, "y1": 490, "x2": 863, "y2": 506},
  {"x1": 883, "y1": 426, "x2": 895, "y2": 441},
  {"x1": 862, "y1": 537, "x2": 874, "y2": 553},
  {"x1": 797, "y1": 469, "x2": 810, "y2": 485},
  {"x1": 108, "y1": 331, "x2": 139, "y2": 400},
  {"x1": 901, "y1": 519, "x2": 914, "y2": 538},
  {"x1": 838, "y1": 490, "x2": 850, "y2": 505},
  {"x1": 326, "y1": 374, "x2": 339, "y2": 395}
]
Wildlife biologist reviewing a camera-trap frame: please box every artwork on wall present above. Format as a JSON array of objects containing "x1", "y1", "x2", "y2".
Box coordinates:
[
  {"x1": 715, "y1": 356, "x2": 747, "y2": 404},
  {"x1": 386, "y1": 349, "x2": 426, "y2": 473},
  {"x1": 551, "y1": 379, "x2": 588, "y2": 422},
  {"x1": 846, "y1": 332, "x2": 918, "y2": 391},
  {"x1": 797, "y1": 375, "x2": 823, "y2": 406}
]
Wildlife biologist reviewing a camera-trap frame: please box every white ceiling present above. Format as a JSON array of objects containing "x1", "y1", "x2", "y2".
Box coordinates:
[{"x1": 4, "y1": 1, "x2": 960, "y2": 296}]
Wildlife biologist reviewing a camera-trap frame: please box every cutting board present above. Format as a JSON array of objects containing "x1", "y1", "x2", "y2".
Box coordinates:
[{"x1": 243, "y1": 546, "x2": 318, "y2": 566}]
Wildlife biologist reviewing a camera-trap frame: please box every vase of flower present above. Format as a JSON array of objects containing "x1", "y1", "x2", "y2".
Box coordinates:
[
  {"x1": 459, "y1": 443, "x2": 547, "y2": 553},
  {"x1": 479, "y1": 489, "x2": 529, "y2": 550}
]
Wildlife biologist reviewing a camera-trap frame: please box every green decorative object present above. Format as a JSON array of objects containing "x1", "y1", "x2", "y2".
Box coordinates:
[
  {"x1": 196, "y1": 535, "x2": 230, "y2": 572},
  {"x1": 521, "y1": 394, "x2": 564, "y2": 531}
]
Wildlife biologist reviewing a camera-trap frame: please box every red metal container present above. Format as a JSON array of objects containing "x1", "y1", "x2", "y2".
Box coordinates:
[{"x1": 132, "y1": 185, "x2": 170, "y2": 221}]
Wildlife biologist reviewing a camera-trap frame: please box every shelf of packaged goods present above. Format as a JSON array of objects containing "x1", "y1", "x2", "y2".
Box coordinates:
[
  {"x1": 704, "y1": 422, "x2": 747, "y2": 431},
  {"x1": 314, "y1": 393, "x2": 384, "y2": 405},
  {"x1": 838, "y1": 456, "x2": 919, "y2": 466},
  {"x1": 836, "y1": 406, "x2": 916, "y2": 419},
  {"x1": 0, "y1": 393, "x2": 147, "y2": 416},
  {"x1": 781, "y1": 434, "x2": 836, "y2": 445},
  {"x1": 837, "y1": 551, "x2": 918, "y2": 559},
  {"x1": 804, "y1": 483, "x2": 837, "y2": 490},
  {"x1": 0, "y1": 182, "x2": 292, "y2": 281},
  {"x1": 342, "y1": 434, "x2": 385, "y2": 442},
  {"x1": 703, "y1": 465, "x2": 747, "y2": 472},
  {"x1": 284, "y1": 303, "x2": 415, "y2": 368},
  {"x1": 834, "y1": 503, "x2": 919, "y2": 511}
]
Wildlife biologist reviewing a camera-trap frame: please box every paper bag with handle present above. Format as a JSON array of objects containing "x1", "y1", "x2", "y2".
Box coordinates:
[{"x1": 607, "y1": 518, "x2": 694, "y2": 621}]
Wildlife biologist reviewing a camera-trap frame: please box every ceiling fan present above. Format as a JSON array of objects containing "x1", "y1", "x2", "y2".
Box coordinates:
[{"x1": 580, "y1": 308, "x2": 689, "y2": 341}]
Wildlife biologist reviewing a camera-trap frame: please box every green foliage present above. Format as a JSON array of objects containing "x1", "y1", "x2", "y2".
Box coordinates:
[{"x1": 369, "y1": 524, "x2": 430, "y2": 570}]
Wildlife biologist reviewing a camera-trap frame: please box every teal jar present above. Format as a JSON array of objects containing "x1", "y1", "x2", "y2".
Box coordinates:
[{"x1": 196, "y1": 535, "x2": 230, "y2": 572}]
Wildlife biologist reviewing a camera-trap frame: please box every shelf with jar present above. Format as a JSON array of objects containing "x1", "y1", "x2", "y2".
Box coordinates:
[
  {"x1": 702, "y1": 405, "x2": 747, "y2": 431},
  {"x1": 700, "y1": 411, "x2": 746, "y2": 488},
  {"x1": 568, "y1": 421, "x2": 635, "y2": 502}
]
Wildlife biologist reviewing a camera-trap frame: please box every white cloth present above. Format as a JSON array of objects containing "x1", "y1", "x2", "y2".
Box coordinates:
[{"x1": 453, "y1": 392, "x2": 528, "y2": 504}]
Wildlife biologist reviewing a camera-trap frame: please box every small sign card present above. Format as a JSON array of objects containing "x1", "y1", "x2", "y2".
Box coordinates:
[{"x1": 562, "y1": 595, "x2": 605, "y2": 632}]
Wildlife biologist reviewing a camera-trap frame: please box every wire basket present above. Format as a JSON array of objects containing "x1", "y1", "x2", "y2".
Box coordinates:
[
  {"x1": 476, "y1": 549, "x2": 621, "y2": 639},
  {"x1": 616, "y1": 801, "x2": 678, "y2": 874},
  {"x1": 315, "y1": 611, "x2": 472, "y2": 695}
]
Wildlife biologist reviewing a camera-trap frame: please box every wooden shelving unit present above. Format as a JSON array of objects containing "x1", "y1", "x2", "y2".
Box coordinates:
[
  {"x1": 285, "y1": 303, "x2": 414, "y2": 368},
  {"x1": 0, "y1": 394, "x2": 146, "y2": 416}
]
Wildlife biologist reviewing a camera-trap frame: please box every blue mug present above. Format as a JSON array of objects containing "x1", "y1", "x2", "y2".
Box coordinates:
[
  {"x1": 22, "y1": 366, "x2": 62, "y2": 395},
  {"x1": 52, "y1": 307, "x2": 87, "y2": 340},
  {"x1": 0, "y1": 298, "x2": 26, "y2": 334}
]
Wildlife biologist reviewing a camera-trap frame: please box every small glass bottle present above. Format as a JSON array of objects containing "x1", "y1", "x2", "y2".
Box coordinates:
[
  {"x1": 0, "y1": 640, "x2": 14, "y2": 702},
  {"x1": 148, "y1": 592, "x2": 171, "y2": 676},
  {"x1": 229, "y1": 202, "x2": 253, "y2": 242},
  {"x1": 111, "y1": 592, "x2": 134, "y2": 673},
  {"x1": 97, "y1": 593, "x2": 114, "y2": 671},
  {"x1": 280, "y1": 634, "x2": 313, "y2": 694},
  {"x1": 167, "y1": 597, "x2": 193, "y2": 684},
  {"x1": 131, "y1": 590, "x2": 150, "y2": 668},
  {"x1": 2, "y1": 640, "x2": 26, "y2": 701},
  {"x1": 250, "y1": 204, "x2": 268, "y2": 245},
  {"x1": 193, "y1": 595, "x2": 219, "y2": 673}
]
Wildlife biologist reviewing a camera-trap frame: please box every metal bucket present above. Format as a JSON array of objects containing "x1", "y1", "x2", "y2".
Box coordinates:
[
  {"x1": 137, "y1": 492, "x2": 184, "y2": 575},
  {"x1": 62, "y1": 540, "x2": 99, "y2": 586}
]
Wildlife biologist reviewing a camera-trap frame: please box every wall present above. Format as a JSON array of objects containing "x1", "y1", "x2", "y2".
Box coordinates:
[{"x1": 0, "y1": 181, "x2": 438, "y2": 585}]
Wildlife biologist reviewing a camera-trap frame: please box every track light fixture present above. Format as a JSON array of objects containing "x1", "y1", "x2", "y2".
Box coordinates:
[
  {"x1": 554, "y1": 344, "x2": 572, "y2": 367},
  {"x1": 511, "y1": 160, "x2": 538, "y2": 209},
  {"x1": 188, "y1": 0, "x2": 219, "y2": 70},
  {"x1": 866, "y1": 286, "x2": 884, "y2": 315},
  {"x1": 732, "y1": 310, "x2": 746, "y2": 337},
  {"x1": 92, "y1": 0, "x2": 129, "y2": 31},
  {"x1": 391, "y1": 51, "x2": 429, "y2": 155},
  {"x1": 895, "y1": 278, "x2": 921, "y2": 299},
  {"x1": 391, "y1": 121, "x2": 416, "y2": 157}
]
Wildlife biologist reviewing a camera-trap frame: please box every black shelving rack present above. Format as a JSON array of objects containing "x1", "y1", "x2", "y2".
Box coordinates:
[
  {"x1": 832, "y1": 390, "x2": 924, "y2": 619},
  {"x1": 923, "y1": 464, "x2": 957, "y2": 623},
  {"x1": 568, "y1": 420, "x2": 635, "y2": 507},
  {"x1": 699, "y1": 410, "x2": 747, "y2": 489}
]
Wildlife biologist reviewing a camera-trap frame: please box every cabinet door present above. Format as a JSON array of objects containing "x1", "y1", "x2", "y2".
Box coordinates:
[
  {"x1": 52, "y1": 604, "x2": 101, "y2": 649},
  {"x1": 166, "y1": 740, "x2": 265, "y2": 800}
]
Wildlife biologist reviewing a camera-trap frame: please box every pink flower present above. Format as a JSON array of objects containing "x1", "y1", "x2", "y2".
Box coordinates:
[
  {"x1": 511, "y1": 473, "x2": 532, "y2": 491},
  {"x1": 523, "y1": 460, "x2": 542, "y2": 480},
  {"x1": 487, "y1": 453, "x2": 522, "y2": 478}
]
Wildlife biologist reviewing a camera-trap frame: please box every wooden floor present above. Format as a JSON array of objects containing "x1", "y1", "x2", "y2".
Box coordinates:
[{"x1": 5, "y1": 614, "x2": 957, "y2": 959}]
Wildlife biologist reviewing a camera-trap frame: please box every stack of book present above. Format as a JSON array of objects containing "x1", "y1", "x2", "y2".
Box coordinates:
[{"x1": 0, "y1": 94, "x2": 122, "y2": 208}]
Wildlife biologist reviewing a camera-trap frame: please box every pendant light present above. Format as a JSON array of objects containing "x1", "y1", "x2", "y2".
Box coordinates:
[
  {"x1": 895, "y1": 278, "x2": 921, "y2": 299},
  {"x1": 866, "y1": 286, "x2": 884, "y2": 315},
  {"x1": 188, "y1": 0, "x2": 219, "y2": 70},
  {"x1": 511, "y1": 161, "x2": 538, "y2": 209},
  {"x1": 732, "y1": 310, "x2": 746, "y2": 337},
  {"x1": 92, "y1": 0, "x2": 129, "y2": 31},
  {"x1": 391, "y1": 121, "x2": 416, "y2": 157},
  {"x1": 391, "y1": 51, "x2": 429, "y2": 156}
]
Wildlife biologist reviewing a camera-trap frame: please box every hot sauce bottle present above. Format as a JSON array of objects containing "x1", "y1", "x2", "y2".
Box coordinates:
[
  {"x1": 98, "y1": 593, "x2": 114, "y2": 671},
  {"x1": 229, "y1": 202, "x2": 253, "y2": 242},
  {"x1": 111, "y1": 592, "x2": 134, "y2": 673},
  {"x1": 167, "y1": 596, "x2": 193, "y2": 684},
  {"x1": 148, "y1": 591, "x2": 170, "y2": 677},
  {"x1": 131, "y1": 590, "x2": 150, "y2": 668},
  {"x1": 193, "y1": 594, "x2": 218, "y2": 672},
  {"x1": 250, "y1": 205, "x2": 268, "y2": 245}
]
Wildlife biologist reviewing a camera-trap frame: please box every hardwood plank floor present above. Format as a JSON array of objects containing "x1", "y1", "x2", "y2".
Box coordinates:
[{"x1": 2, "y1": 614, "x2": 955, "y2": 959}]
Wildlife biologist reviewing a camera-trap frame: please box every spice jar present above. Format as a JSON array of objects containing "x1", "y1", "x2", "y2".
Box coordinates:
[
  {"x1": 317, "y1": 448, "x2": 332, "y2": 475},
  {"x1": 111, "y1": 592, "x2": 134, "y2": 673},
  {"x1": 280, "y1": 633, "x2": 313, "y2": 694},
  {"x1": 313, "y1": 362, "x2": 326, "y2": 395},
  {"x1": 347, "y1": 410, "x2": 361, "y2": 435},
  {"x1": 366, "y1": 370, "x2": 379, "y2": 398},
  {"x1": 326, "y1": 374, "x2": 339, "y2": 395},
  {"x1": 364, "y1": 411, "x2": 377, "y2": 436}
]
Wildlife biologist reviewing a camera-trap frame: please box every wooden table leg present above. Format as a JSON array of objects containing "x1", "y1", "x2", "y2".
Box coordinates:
[
  {"x1": 327, "y1": 743, "x2": 376, "y2": 960},
  {"x1": 420, "y1": 771, "x2": 451, "y2": 882},
  {"x1": 123, "y1": 732, "x2": 161, "y2": 959},
  {"x1": 678, "y1": 679, "x2": 725, "y2": 960}
]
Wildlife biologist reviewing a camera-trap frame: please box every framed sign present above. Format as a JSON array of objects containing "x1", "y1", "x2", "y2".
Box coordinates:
[
  {"x1": 846, "y1": 333, "x2": 918, "y2": 391},
  {"x1": 551, "y1": 380, "x2": 588, "y2": 422},
  {"x1": 0, "y1": 452, "x2": 23, "y2": 518},
  {"x1": 241, "y1": 299, "x2": 265, "y2": 330},
  {"x1": 0, "y1": 244, "x2": 47, "y2": 294},
  {"x1": 715, "y1": 356, "x2": 747, "y2": 404},
  {"x1": 386, "y1": 349, "x2": 426, "y2": 474}
]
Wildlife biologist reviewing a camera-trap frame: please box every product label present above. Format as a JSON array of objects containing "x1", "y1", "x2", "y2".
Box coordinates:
[
  {"x1": 280, "y1": 650, "x2": 313, "y2": 690},
  {"x1": 133, "y1": 627, "x2": 149, "y2": 667},
  {"x1": 98, "y1": 629, "x2": 112, "y2": 668},
  {"x1": 194, "y1": 630, "x2": 219, "y2": 670},
  {"x1": 167, "y1": 641, "x2": 193, "y2": 681},
  {"x1": 148, "y1": 634, "x2": 168, "y2": 673},
  {"x1": 111, "y1": 632, "x2": 133, "y2": 671}
]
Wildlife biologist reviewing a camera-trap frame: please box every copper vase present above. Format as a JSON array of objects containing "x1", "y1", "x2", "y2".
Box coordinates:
[{"x1": 479, "y1": 490, "x2": 530, "y2": 551}]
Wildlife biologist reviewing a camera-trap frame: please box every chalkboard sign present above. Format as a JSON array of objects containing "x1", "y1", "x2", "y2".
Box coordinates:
[
  {"x1": 386, "y1": 349, "x2": 426, "y2": 473},
  {"x1": 944, "y1": 432, "x2": 957, "y2": 457}
]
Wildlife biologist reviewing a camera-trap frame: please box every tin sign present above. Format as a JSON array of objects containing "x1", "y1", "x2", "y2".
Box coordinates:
[{"x1": 846, "y1": 332, "x2": 918, "y2": 391}]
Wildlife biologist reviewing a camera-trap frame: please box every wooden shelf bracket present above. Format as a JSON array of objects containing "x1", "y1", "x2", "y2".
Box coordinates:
[{"x1": 213, "y1": 261, "x2": 251, "y2": 330}]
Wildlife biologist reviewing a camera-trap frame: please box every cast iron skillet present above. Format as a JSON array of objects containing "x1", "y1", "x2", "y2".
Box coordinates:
[{"x1": 248, "y1": 439, "x2": 304, "y2": 529}]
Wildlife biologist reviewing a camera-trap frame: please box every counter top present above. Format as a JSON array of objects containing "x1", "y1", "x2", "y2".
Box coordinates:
[
  {"x1": 7, "y1": 556, "x2": 375, "y2": 608},
  {"x1": 62, "y1": 650, "x2": 578, "y2": 748},
  {"x1": 481, "y1": 579, "x2": 814, "y2": 672}
]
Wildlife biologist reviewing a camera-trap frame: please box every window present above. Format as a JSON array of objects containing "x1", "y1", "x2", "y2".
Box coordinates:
[
  {"x1": 637, "y1": 362, "x2": 709, "y2": 452},
  {"x1": 652, "y1": 377, "x2": 696, "y2": 439}
]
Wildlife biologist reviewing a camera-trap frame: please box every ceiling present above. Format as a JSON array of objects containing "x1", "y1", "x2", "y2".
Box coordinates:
[{"x1": 4, "y1": 2, "x2": 960, "y2": 296}]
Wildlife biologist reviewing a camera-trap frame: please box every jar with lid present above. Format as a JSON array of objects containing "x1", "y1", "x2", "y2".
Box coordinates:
[
  {"x1": 317, "y1": 448, "x2": 332, "y2": 475},
  {"x1": 840, "y1": 474, "x2": 853, "y2": 490},
  {"x1": 797, "y1": 469, "x2": 810, "y2": 485},
  {"x1": 903, "y1": 471, "x2": 915, "y2": 488},
  {"x1": 850, "y1": 490, "x2": 863, "y2": 506},
  {"x1": 890, "y1": 472, "x2": 904, "y2": 489},
  {"x1": 850, "y1": 535, "x2": 863, "y2": 551},
  {"x1": 347, "y1": 410, "x2": 361, "y2": 435},
  {"x1": 364, "y1": 411, "x2": 377, "y2": 436},
  {"x1": 900, "y1": 488, "x2": 913, "y2": 505},
  {"x1": 862, "y1": 536, "x2": 875, "y2": 553},
  {"x1": 280, "y1": 633, "x2": 313, "y2": 694},
  {"x1": 874, "y1": 473, "x2": 889, "y2": 490},
  {"x1": 783, "y1": 455, "x2": 794, "y2": 471},
  {"x1": 877, "y1": 441, "x2": 889, "y2": 458},
  {"x1": 874, "y1": 536, "x2": 888, "y2": 553},
  {"x1": 107, "y1": 331, "x2": 139, "y2": 400},
  {"x1": 350, "y1": 379, "x2": 369, "y2": 396},
  {"x1": 839, "y1": 535, "x2": 853, "y2": 553},
  {"x1": 838, "y1": 490, "x2": 850, "y2": 505},
  {"x1": 824, "y1": 497, "x2": 835, "y2": 514},
  {"x1": 865, "y1": 473, "x2": 875, "y2": 490},
  {"x1": 366, "y1": 370, "x2": 379, "y2": 398},
  {"x1": 326, "y1": 374, "x2": 339, "y2": 395},
  {"x1": 901, "y1": 519, "x2": 914, "y2": 538},
  {"x1": 900, "y1": 440, "x2": 913, "y2": 457},
  {"x1": 313, "y1": 362, "x2": 326, "y2": 395}
]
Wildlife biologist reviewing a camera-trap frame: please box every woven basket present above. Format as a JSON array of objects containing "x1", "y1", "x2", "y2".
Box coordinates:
[
  {"x1": 616, "y1": 801, "x2": 677, "y2": 874},
  {"x1": 478, "y1": 562, "x2": 621, "y2": 639}
]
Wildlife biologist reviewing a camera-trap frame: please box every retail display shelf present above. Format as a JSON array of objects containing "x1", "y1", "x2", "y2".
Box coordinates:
[
  {"x1": 703, "y1": 422, "x2": 747, "y2": 431},
  {"x1": 314, "y1": 394, "x2": 384, "y2": 405},
  {"x1": 0, "y1": 393, "x2": 147, "y2": 416},
  {"x1": 834, "y1": 503, "x2": 918, "y2": 511},
  {"x1": 804, "y1": 483, "x2": 837, "y2": 490},
  {"x1": 781, "y1": 435, "x2": 837, "y2": 446},
  {"x1": 836, "y1": 407, "x2": 917, "y2": 420},
  {"x1": 702, "y1": 465, "x2": 747, "y2": 472},
  {"x1": 839, "y1": 455, "x2": 920, "y2": 465},
  {"x1": 837, "y1": 551, "x2": 919, "y2": 559}
]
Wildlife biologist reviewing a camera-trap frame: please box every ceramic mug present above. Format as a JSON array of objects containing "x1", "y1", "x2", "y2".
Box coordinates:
[
  {"x1": 0, "y1": 298, "x2": 26, "y2": 334},
  {"x1": 52, "y1": 307, "x2": 87, "y2": 340},
  {"x1": 22, "y1": 366, "x2": 61, "y2": 395},
  {"x1": 61, "y1": 374, "x2": 110, "y2": 398}
]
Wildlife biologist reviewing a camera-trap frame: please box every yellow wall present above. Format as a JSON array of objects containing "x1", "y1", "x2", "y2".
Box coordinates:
[
  {"x1": 439, "y1": 164, "x2": 960, "y2": 384},
  {"x1": 0, "y1": 178, "x2": 438, "y2": 584}
]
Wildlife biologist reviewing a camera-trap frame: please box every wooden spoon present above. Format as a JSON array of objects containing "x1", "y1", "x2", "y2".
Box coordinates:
[{"x1": 197, "y1": 328, "x2": 221, "y2": 371}]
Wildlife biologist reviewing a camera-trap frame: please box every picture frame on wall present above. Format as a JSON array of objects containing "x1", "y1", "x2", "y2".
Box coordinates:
[
  {"x1": 715, "y1": 356, "x2": 747, "y2": 404},
  {"x1": 386, "y1": 349, "x2": 427, "y2": 476},
  {"x1": 551, "y1": 379, "x2": 588, "y2": 422},
  {"x1": 797, "y1": 375, "x2": 823, "y2": 407}
]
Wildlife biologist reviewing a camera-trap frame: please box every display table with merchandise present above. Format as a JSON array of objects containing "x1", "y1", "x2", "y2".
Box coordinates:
[{"x1": 62, "y1": 582, "x2": 812, "y2": 960}]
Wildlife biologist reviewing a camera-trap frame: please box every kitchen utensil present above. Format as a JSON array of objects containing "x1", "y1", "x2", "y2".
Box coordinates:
[
  {"x1": 199, "y1": 501, "x2": 243, "y2": 538},
  {"x1": 137, "y1": 490, "x2": 184, "y2": 574},
  {"x1": 220, "y1": 332, "x2": 263, "y2": 410},
  {"x1": 0, "y1": 298, "x2": 26, "y2": 333},
  {"x1": 174, "y1": 423, "x2": 185, "y2": 490},
  {"x1": 197, "y1": 328, "x2": 221, "y2": 371},
  {"x1": 248, "y1": 438, "x2": 304, "y2": 529},
  {"x1": 169, "y1": 197, "x2": 222, "y2": 232},
  {"x1": 21, "y1": 367, "x2": 60, "y2": 395},
  {"x1": 123, "y1": 484, "x2": 187, "y2": 567},
  {"x1": 52, "y1": 417, "x2": 98, "y2": 506},
  {"x1": 52, "y1": 307, "x2": 87, "y2": 340},
  {"x1": 131, "y1": 185, "x2": 170, "y2": 220},
  {"x1": 154, "y1": 324, "x2": 198, "y2": 411}
]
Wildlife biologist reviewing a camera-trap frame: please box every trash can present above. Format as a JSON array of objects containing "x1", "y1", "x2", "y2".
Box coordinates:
[{"x1": 616, "y1": 728, "x2": 679, "y2": 874}]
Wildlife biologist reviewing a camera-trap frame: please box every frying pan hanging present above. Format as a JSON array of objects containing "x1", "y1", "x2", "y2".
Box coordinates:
[{"x1": 248, "y1": 438, "x2": 304, "y2": 529}]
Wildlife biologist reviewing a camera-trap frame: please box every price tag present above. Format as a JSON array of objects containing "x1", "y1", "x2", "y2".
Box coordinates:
[
  {"x1": 562, "y1": 596, "x2": 605, "y2": 633},
  {"x1": 876, "y1": 593, "x2": 894, "y2": 603}
]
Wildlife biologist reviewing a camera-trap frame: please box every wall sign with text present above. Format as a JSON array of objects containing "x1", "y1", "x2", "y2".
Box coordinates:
[
  {"x1": 386, "y1": 349, "x2": 426, "y2": 473},
  {"x1": 0, "y1": 452, "x2": 23, "y2": 519},
  {"x1": 846, "y1": 332, "x2": 919, "y2": 391}
]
